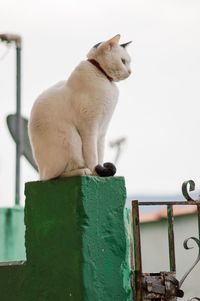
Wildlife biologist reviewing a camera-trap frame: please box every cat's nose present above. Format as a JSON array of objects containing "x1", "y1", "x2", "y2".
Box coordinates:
[{"x1": 128, "y1": 69, "x2": 131, "y2": 75}]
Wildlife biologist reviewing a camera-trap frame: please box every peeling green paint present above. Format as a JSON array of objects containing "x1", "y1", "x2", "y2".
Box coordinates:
[{"x1": 0, "y1": 176, "x2": 132, "y2": 301}]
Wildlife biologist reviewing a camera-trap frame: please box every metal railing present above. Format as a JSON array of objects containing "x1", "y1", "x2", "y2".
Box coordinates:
[{"x1": 131, "y1": 180, "x2": 200, "y2": 301}]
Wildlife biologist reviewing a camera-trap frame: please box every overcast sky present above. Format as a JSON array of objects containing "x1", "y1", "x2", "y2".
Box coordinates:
[{"x1": 1, "y1": 0, "x2": 200, "y2": 206}]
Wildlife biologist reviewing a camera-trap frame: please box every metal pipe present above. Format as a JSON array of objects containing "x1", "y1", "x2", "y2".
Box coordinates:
[
  {"x1": 0, "y1": 33, "x2": 22, "y2": 205},
  {"x1": 15, "y1": 45, "x2": 21, "y2": 205}
]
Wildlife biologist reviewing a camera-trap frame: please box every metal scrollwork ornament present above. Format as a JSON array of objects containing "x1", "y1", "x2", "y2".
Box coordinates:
[
  {"x1": 179, "y1": 237, "x2": 200, "y2": 287},
  {"x1": 182, "y1": 180, "x2": 196, "y2": 201}
]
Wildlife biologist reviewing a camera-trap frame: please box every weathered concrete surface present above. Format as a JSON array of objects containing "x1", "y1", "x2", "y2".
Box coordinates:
[{"x1": 0, "y1": 176, "x2": 132, "y2": 301}]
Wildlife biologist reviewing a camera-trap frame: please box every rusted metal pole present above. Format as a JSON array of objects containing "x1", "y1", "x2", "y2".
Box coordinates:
[
  {"x1": 132, "y1": 200, "x2": 142, "y2": 301},
  {"x1": 167, "y1": 205, "x2": 176, "y2": 272},
  {"x1": 15, "y1": 44, "x2": 22, "y2": 205},
  {"x1": 0, "y1": 33, "x2": 22, "y2": 205}
]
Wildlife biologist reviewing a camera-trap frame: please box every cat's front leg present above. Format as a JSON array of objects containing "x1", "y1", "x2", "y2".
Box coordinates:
[
  {"x1": 98, "y1": 135, "x2": 105, "y2": 165},
  {"x1": 81, "y1": 130, "x2": 98, "y2": 174}
]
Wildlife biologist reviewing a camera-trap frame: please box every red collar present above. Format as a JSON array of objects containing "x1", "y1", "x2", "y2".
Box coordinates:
[{"x1": 87, "y1": 59, "x2": 113, "y2": 82}]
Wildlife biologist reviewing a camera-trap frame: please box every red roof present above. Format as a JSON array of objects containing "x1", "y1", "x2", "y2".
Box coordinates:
[{"x1": 140, "y1": 205, "x2": 197, "y2": 223}]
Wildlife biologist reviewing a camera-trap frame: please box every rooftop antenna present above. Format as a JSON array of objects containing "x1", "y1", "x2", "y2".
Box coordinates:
[
  {"x1": 109, "y1": 137, "x2": 127, "y2": 165},
  {"x1": 0, "y1": 33, "x2": 22, "y2": 206}
]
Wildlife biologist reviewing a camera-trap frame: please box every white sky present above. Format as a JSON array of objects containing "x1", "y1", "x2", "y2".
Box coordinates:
[{"x1": 0, "y1": 0, "x2": 200, "y2": 206}]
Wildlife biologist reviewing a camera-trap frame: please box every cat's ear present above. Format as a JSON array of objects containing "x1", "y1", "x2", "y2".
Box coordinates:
[
  {"x1": 120, "y1": 41, "x2": 132, "y2": 48},
  {"x1": 93, "y1": 42, "x2": 102, "y2": 48},
  {"x1": 103, "y1": 34, "x2": 121, "y2": 51}
]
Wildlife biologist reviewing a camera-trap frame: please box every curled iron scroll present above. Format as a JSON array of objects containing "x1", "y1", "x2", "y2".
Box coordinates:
[
  {"x1": 179, "y1": 237, "x2": 200, "y2": 287},
  {"x1": 188, "y1": 298, "x2": 200, "y2": 301},
  {"x1": 182, "y1": 180, "x2": 196, "y2": 201}
]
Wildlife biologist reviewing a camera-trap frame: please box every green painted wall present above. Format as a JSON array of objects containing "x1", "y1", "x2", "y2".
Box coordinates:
[
  {"x1": 0, "y1": 207, "x2": 25, "y2": 261},
  {"x1": 0, "y1": 176, "x2": 132, "y2": 301},
  {"x1": 0, "y1": 262, "x2": 26, "y2": 300}
]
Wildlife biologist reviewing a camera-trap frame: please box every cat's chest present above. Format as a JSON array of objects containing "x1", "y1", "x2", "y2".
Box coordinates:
[
  {"x1": 67, "y1": 62, "x2": 119, "y2": 124},
  {"x1": 90, "y1": 88, "x2": 117, "y2": 110},
  {"x1": 78, "y1": 85, "x2": 118, "y2": 120}
]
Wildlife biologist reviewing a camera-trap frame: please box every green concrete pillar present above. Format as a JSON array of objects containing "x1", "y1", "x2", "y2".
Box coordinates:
[{"x1": 24, "y1": 176, "x2": 132, "y2": 301}]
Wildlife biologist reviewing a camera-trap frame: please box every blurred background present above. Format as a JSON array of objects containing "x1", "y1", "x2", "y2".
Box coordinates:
[{"x1": 0, "y1": 0, "x2": 200, "y2": 206}]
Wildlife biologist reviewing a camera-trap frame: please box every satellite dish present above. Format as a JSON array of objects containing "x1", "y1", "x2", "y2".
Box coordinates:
[{"x1": 6, "y1": 114, "x2": 38, "y2": 171}]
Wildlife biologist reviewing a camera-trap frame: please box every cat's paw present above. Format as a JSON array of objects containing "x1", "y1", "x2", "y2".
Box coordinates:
[
  {"x1": 82, "y1": 168, "x2": 92, "y2": 175},
  {"x1": 95, "y1": 162, "x2": 116, "y2": 177},
  {"x1": 61, "y1": 168, "x2": 92, "y2": 177}
]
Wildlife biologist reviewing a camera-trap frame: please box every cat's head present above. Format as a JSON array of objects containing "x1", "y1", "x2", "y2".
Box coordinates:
[{"x1": 87, "y1": 34, "x2": 132, "y2": 82}]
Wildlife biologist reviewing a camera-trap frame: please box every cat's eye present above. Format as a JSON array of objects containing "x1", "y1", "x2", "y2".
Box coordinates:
[{"x1": 121, "y1": 58, "x2": 126, "y2": 65}]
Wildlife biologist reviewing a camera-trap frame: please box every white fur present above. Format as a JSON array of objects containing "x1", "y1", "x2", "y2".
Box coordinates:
[{"x1": 28, "y1": 35, "x2": 131, "y2": 180}]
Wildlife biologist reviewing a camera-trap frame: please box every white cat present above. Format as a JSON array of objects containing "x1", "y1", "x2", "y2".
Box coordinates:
[{"x1": 28, "y1": 34, "x2": 132, "y2": 180}]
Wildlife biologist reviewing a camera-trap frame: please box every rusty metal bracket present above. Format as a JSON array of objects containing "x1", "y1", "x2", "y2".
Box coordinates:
[
  {"x1": 131, "y1": 179, "x2": 200, "y2": 301},
  {"x1": 141, "y1": 272, "x2": 184, "y2": 300}
]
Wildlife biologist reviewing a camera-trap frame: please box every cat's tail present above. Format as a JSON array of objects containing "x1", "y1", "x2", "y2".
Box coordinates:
[{"x1": 95, "y1": 162, "x2": 116, "y2": 177}]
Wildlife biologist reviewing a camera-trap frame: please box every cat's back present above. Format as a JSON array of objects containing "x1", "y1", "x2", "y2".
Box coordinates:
[
  {"x1": 34, "y1": 80, "x2": 67, "y2": 105},
  {"x1": 29, "y1": 80, "x2": 73, "y2": 136},
  {"x1": 30, "y1": 80, "x2": 69, "y2": 117}
]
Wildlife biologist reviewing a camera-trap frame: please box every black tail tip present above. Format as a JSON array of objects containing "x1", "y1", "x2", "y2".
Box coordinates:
[{"x1": 95, "y1": 162, "x2": 117, "y2": 177}]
